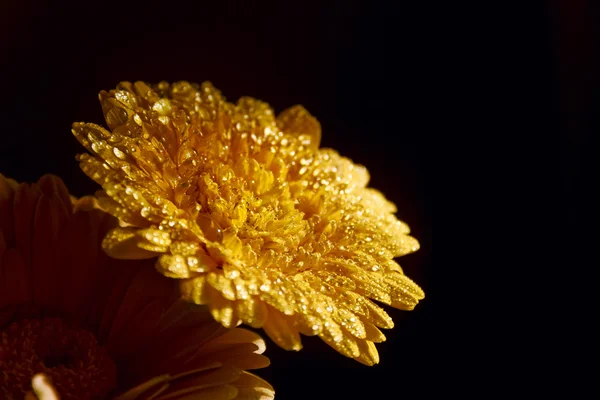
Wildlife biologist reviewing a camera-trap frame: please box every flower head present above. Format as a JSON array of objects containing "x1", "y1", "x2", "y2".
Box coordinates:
[
  {"x1": 72, "y1": 81, "x2": 424, "y2": 365},
  {"x1": 0, "y1": 174, "x2": 273, "y2": 399}
]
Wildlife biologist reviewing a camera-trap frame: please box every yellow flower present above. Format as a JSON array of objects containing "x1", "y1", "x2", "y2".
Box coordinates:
[
  {"x1": 72, "y1": 81, "x2": 424, "y2": 365},
  {"x1": 0, "y1": 174, "x2": 273, "y2": 399}
]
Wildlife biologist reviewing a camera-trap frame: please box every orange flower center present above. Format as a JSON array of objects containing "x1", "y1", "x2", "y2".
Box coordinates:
[{"x1": 0, "y1": 318, "x2": 117, "y2": 399}]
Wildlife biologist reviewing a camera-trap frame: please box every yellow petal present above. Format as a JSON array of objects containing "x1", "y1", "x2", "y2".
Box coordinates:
[
  {"x1": 235, "y1": 298, "x2": 268, "y2": 328},
  {"x1": 262, "y1": 306, "x2": 302, "y2": 351},
  {"x1": 103, "y1": 227, "x2": 163, "y2": 260},
  {"x1": 209, "y1": 287, "x2": 240, "y2": 328},
  {"x1": 363, "y1": 321, "x2": 386, "y2": 343},
  {"x1": 180, "y1": 276, "x2": 211, "y2": 305},
  {"x1": 355, "y1": 340, "x2": 380, "y2": 366},
  {"x1": 276, "y1": 105, "x2": 321, "y2": 149}
]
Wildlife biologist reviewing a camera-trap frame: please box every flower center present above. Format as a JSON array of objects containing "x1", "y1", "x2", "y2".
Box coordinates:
[{"x1": 0, "y1": 317, "x2": 117, "y2": 399}]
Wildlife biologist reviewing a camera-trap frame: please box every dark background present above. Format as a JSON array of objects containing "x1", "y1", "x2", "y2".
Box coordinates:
[{"x1": 0, "y1": 0, "x2": 587, "y2": 397}]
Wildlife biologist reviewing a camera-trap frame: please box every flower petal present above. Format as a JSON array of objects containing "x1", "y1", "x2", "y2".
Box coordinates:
[
  {"x1": 262, "y1": 306, "x2": 302, "y2": 351},
  {"x1": 103, "y1": 227, "x2": 165, "y2": 260}
]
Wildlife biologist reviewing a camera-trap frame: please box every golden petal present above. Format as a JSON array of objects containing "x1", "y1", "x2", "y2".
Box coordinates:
[
  {"x1": 207, "y1": 272, "x2": 237, "y2": 301},
  {"x1": 363, "y1": 321, "x2": 387, "y2": 343},
  {"x1": 355, "y1": 340, "x2": 380, "y2": 366},
  {"x1": 262, "y1": 306, "x2": 302, "y2": 351},
  {"x1": 103, "y1": 227, "x2": 163, "y2": 260},
  {"x1": 392, "y1": 234, "x2": 421, "y2": 257},
  {"x1": 156, "y1": 254, "x2": 194, "y2": 278},
  {"x1": 179, "y1": 276, "x2": 211, "y2": 305},
  {"x1": 276, "y1": 105, "x2": 321, "y2": 149},
  {"x1": 235, "y1": 298, "x2": 268, "y2": 328},
  {"x1": 208, "y1": 286, "x2": 240, "y2": 328},
  {"x1": 72, "y1": 122, "x2": 112, "y2": 153},
  {"x1": 77, "y1": 153, "x2": 113, "y2": 186},
  {"x1": 319, "y1": 322, "x2": 360, "y2": 359},
  {"x1": 336, "y1": 291, "x2": 394, "y2": 329}
]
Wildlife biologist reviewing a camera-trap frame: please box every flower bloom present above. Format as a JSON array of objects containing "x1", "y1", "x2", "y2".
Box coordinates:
[
  {"x1": 0, "y1": 174, "x2": 273, "y2": 399},
  {"x1": 72, "y1": 81, "x2": 424, "y2": 365}
]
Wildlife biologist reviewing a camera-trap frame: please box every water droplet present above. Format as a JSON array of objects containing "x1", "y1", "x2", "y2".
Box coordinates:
[
  {"x1": 106, "y1": 107, "x2": 128, "y2": 126},
  {"x1": 260, "y1": 284, "x2": 271, "y2": 292},
  {"x1": 196, "y1": 214, "x2": 223, "y2": 243},
  {"x1": 153, "y1": 99, "x2": 172, "y2": 116},
  {"x1": 113, "y1": 147, "x2": 127, "y2": 160}
]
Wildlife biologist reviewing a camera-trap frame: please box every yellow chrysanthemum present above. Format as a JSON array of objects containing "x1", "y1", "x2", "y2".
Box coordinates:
[
  {"x1": 0, "y1": 174, "x2": 273, "y2": 399},
  {"x1": 72, "y1": 81, "x2": 424, "y2": 365}
]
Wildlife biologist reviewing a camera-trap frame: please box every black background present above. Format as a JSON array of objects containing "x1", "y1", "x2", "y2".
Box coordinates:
[{"x1": 0, "y1": 0, "x2": 586, "y2": 398}]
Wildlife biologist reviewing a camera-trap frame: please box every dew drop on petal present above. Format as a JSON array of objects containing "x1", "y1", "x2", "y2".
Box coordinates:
[
  {"x1": 106, "y1": 107, "x2": 129, "y2": 126},
  {"x1": 113, "y1": 147, "x2": 127, "y2": 160},
  {"x1": 196, "y1": 214, "x2": 223, "y2": 243}
]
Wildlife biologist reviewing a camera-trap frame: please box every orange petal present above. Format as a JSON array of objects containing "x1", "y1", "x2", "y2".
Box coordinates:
[
  {"x1": 13, "y1": 182, "x2": 42, "y2": 269},
  {"x1": 37, "y1": 175, "x2": 72, "y2": 216},
  {"x1": 0, "y1": 174, "x2": 17, "y2": 246},
  {"x1": 209, "y1": 328, "x2": 266, "y2": 354},
  {"x1": 2, "y1": 248, "x2": 31, "y2": 306},
  {"x1": 105, "y1": 267, "x2": 173, "y2": 346},
  {"x1": 164, "y1": 365, "x2": 242, "y2": 396},
  {"x1": 165, "y1": 384, "x2": 238, "y2": 400},
  {"x1": 31, "y1": 194, "x2": 58, "y2": 310},
  {"x1": 54, "y1": 210, "x2": 98, "y2": 320},
  {"x1": 234, "y1": 372, "x2": 275, "y2": 400}
]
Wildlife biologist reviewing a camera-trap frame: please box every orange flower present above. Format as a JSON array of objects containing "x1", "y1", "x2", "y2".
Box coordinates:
[
  {"x1": 0, "y1": 174, "x2": 273, "y2": 399},
  {"x1": 72, "y1": 81, "x2": 424, "y2": 365}
]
